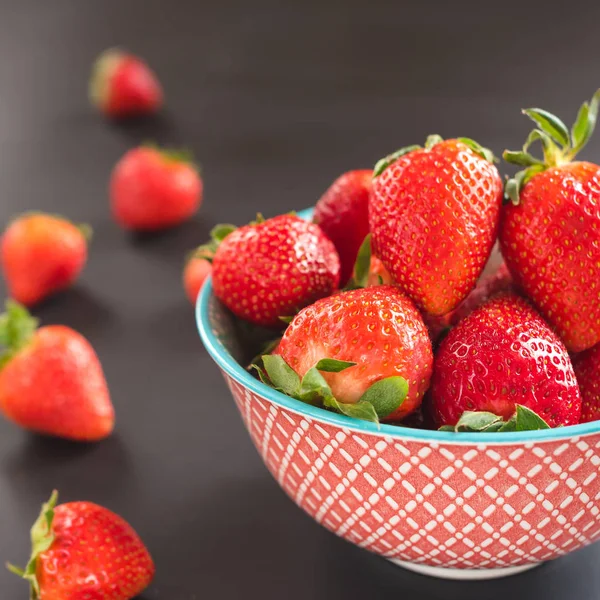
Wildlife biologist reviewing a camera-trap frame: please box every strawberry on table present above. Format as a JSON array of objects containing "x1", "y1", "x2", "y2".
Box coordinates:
[
  {"x1": 1, "y1": 213, "x2": 90, "y2": 306},
  {"x1": 8, "y1": 491, "x2": 154, "y2": 600},
  {"x1": 313, "y1": 170, "x2": 372, "y2": 286},
  {"x1": 111, "y1": 145, "x2": 203, "y2": 232},
  {"x1": 0, "y1": 301, "x2": 114, "y2": 442},
  {"x1": 370, "y1": 136, "x2": 503, "y2": 316},
  {"x1": 431, "y1": 294, "x2": 582, "y2": 428},
  {"x1": 89, "y1": 48, "x2": 163, "y2": 118},
  {"x1": 573, "y1": 344, "x2": 600, "y2": 423},
  {"x1": 209, "y1": 215, "x2": 340, "y2": 328},
  {"x1": 501, "y1": 89, "x2": 600, "y2": 352},
  {"x1": 266, "y1": 286, "x2": 433, "y2": 423},
  {"x1": 183, "y1": 252, "x2": 212, "y2": 305}
]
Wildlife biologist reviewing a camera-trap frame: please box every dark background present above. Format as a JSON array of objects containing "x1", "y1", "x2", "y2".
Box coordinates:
[{"x1": 0, "y1": 0, "x2": 599, "y2": 598}]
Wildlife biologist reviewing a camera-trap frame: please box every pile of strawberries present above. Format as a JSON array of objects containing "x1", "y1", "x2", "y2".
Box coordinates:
[{"x1": 207, "y1": 90, "x2": 600, "y2": 434}]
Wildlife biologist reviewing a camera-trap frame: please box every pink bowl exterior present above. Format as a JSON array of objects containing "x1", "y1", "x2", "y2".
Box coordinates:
[{"x1": 222, "y1": 371, "x2": 600, "y2": 570}]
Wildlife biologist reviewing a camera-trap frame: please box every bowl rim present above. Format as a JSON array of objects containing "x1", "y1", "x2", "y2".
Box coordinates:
[{"x1": 196, "y1": 209, "x2": 600, "y2": 445}]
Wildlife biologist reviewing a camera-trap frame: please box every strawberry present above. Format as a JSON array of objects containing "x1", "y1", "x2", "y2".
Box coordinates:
[
  {"x1": 501, "y1": 89, "x2": 600, "y2": 352},
  {"x1": 89, "y1": 48, "x2": 163, "y2": 118},
  {"x1": 370, "y1": 136, "x2": 503, "y2": 316},
  {"x1": 313, "y1": 170, "x2": 372, "y2": 285},
  {"x1": 367, "y1": 255, "x2": 393, "y2": 287},
  {"x1": 0, "y1": 302, "x2": 114, "y2": 441},
  {"x1": 8, "y1": 491, "x2": 154, "y2": 600},
  {"x1": 573, "y1": 344, "x2": 600, "y2": 423},
  {"x1": 431, "y1": 294, "x2": 581, "y2": 428},
  {"x1": 110, "y1": 145, "x2": 202, "y2": 232},
  {"x1": 1, "y1": 213, "x2": 90, "y2": 306},
  {"x1": 210, "y1": 215, "x2": 340, "y2": 328},
  {"x1": 183, "y1": 254, "x2": 212, "y2": 304},
  {"x1": 268, "y1": 286, "x2": 433, "y2": 422},
  {"x1": 422, "y1": 261, "x2": 515, "y2": 344}
]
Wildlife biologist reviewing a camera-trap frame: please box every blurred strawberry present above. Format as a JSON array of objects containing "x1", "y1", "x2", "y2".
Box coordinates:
[
  {"x1": 1, "y1": 213, "x2": 89, "y2": 306},
  {"x1": 0, "y1": 302, "x2": 114, "y2": 441},
  {"x1": 8, "y1": 491, "x2": 154, "y2": 600},
  {"x1": 370, "y1": 136, "x2": 503, "y2": 316},
  {"x1": 183, "y1": 253, "x2": 212, "y2": 305},
  {"x1": 502, "y1": 89, "x2": 600, "y2": 352},
  {"x1": 89, "y1": 48, "x2": 163, "y2": 118},
  {"x1": 111, "y1": 145, "x2": 202, "y2": 232},
  {"x1": 313, "y1": 170, "x2": 372, "y2": 285}
]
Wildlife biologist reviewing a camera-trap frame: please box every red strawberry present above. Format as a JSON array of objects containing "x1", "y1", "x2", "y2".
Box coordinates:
[
  {"x1": 313, "y1": 170, "x2": 372, "y2": 285},
  {"x1": 422, "y1": 260, "x2": 515, "y2": 343},
  {"x1": 211, "y1": 215, "x2": 340, "y2": 327},
  {"x1": 573, "y1": 344, "x2": 600, "y2": 422},
  {"x1": 501, "y1": 89, "x2": 600, "y2": 352},
  {"x1": 89, "y1": 48, "x2": 163, "y2": 118},
  {"x1": 370, "y1": 136, "x2": 503, "y2": 316},
  {"x1": 8, "y1": 491, "x2": 154, "y2": 600},
  {"x1": 183, "y1": 254, "x2": 212, "y2": 304},
  {"x1": 1, "y1": 213, "x2": 90, "y2": 306},
  {"x1": 431, "y1": 294, "x2": 581, "y2": 428},
  {"x1": 110, "y1": 145, "x2": 202, "y2": 232},
  {"x1": 0, "y1": 302, "x2": 114, "y2": 441},
  {"x1": 275, "y1": 286, "x2": 433, "y2": 422}
]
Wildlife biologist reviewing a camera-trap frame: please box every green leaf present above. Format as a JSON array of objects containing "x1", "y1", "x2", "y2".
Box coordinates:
[
  {"x1": 502, "y1": 150, "x2": 542, "y2": 167},
  {"x1": 324, "y1": 396, "x2": 379, "y2": 424},
  {"x1": 373, "y1": 145, "x2": 421, "y2": 177},
  {"x1": 438, "y1": 425, "x2": 456, "y2": 432},
  {"x1": 453, "y1": 411, "x2": 505, "y2": 432},
  {"x1": 570, "y1": 88, "x2": 600, "y2": 156},
  {"x1": 77, "y1": 223, "x2": 93, "y2": 242},
  {"x1": 358, "y1": 376, "x2": 408, "y2": 419},
  {"x1": 262, "y1": 355, "x2": 300, "y2": 397},
  {"x1": 348, "y1": 234, "x2": 372, "y2": 289},
  {"x1": 298, "y1": 367, "x2": 333, "y2": 405},
  {"x1": 504, "y1": 165, "x2": 544, "y2": 206},
  {"x1": 497, "y1": 416, "x2": 517, "y2": 432},
  {"x1": 457, "y1": 137, "x2": 497, "y2": 163},
  {"x1": 278, "y1": 315, "x2": 294, "y2": 324},
  {"x1": 523, "y1": 108, "x2": 570, "y2": 147},
  {"x1": 513, "y1": 404, "x2": 550, "y2": 431},
  {"x1": 315, "y1": 359, "x2": 356, "y2": 373},
  {"x1": 6, "y1": 491, "x2": 59, "y2": 599},
  {"x1": 249, "y1": 364, "x2": 271, "y2": 386},
  {"x1": 425, "y1": 134, "x2": 444, "y2": 149},
  {"x1": 210, "y1": 224, "x2": 237, "y2": 243},
  {"x1": 0, "y1": 301, "x2": 39, "y2": 369}
]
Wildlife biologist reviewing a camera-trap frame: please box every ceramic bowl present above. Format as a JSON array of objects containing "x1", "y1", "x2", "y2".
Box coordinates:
[{"x1": 196, "y1": 209, "x2": 600, "y2": 580}]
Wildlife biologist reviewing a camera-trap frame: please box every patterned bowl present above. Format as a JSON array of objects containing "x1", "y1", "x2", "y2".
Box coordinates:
[{"x1": 196, "y1": 210, "x2": 600, "y2": 581}]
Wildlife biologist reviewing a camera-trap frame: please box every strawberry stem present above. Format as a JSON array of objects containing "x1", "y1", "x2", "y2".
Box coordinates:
[
  {"x1": 0, "y1": 301, "x2": 39, "y2": 370},
  {"x1": 503, "y1": 88, "x2": 600, "y2": 205}
]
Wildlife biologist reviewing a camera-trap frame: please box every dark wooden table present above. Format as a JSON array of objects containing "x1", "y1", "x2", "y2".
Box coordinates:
[{"x1": 1, "y1": 1, "x2": 599, "y2": 598}]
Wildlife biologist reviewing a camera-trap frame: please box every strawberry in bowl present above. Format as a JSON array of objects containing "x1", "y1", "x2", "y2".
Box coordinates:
[{"x1": 196, "y1": 93, "x2": 600, "y2": 579}]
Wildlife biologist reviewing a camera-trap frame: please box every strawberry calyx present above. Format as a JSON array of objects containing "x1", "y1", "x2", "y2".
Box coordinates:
[
  {"x1": 7, "y1": 490, "x2": 58, "y2": 600},
  {"x1": 189, "y1": 223, "x2": 237, "y2": 264},
  {"x1": 253, "y1": 354, "x2": 408, "y2": 424},
  {"x1": 503, "y1": 88, "x2": 600, "y2": 205},
  {"x1": 142, "y1": 142, "x2": 199, "y2": 170},
  {"x1": 344, "y1": 234, "x2": 372, "y2": 290},
  {"x1": 374, "y1": 135, "x2": 496, "y2": 177},
  {"x1": 439, "y1": 405, "x2": 551, "y2": 433},
  {"x1": 0, "y1": 301, "x2": 39, "y2": 370},
  {"x1": 89, "y1": 48, "x2": 123, "y2": 109}
]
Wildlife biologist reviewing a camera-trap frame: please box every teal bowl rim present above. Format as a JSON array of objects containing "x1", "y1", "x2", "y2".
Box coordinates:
[{"x1": 196, "y1": 209, "x2": 600, "y2": 444}]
